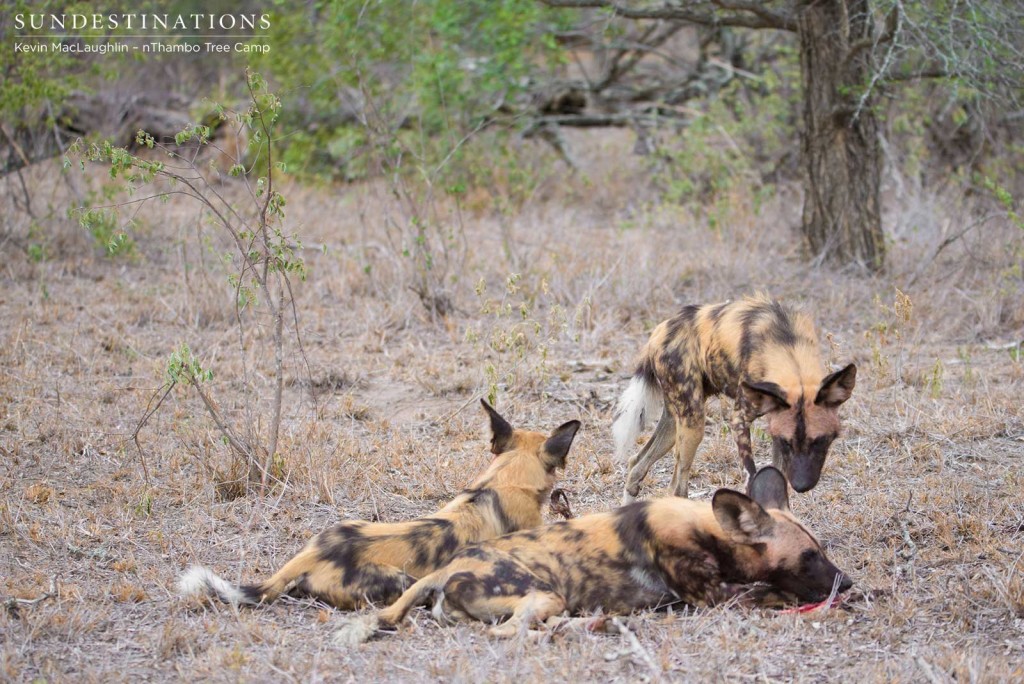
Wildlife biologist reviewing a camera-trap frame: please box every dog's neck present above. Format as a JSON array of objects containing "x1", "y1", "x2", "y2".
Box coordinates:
[
  {"x1": 431, "y1": 482, "x2": 550, "y2": 537},
  {"x1": 649, "y1": 500, "x2": 770, "y2": 589}
]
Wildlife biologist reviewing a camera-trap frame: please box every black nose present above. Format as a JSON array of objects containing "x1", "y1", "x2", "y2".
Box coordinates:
[
  {"x1": 786, "y1": 466, "x2": 819, "y2": 493},
  {"x1": 838, "y1": 574, "x2": 853, "y2": 593},
  {"x1": 792, "y1": 481, "x2": 813, "y2": 493},
  {"x1": 790, "y1": 475, "x2": 815, "y2": 493}
]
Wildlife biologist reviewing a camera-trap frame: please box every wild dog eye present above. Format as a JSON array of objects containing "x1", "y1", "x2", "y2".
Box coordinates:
[{"x1": 800, "y1": 548, "x2": 818, "y2": 563}]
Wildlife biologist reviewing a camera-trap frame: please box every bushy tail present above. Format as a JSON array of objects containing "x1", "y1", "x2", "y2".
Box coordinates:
[
  {"x1": 177, "y1": 566, "x2": 264, "y2": 606},
  {"x1": 612, "y1": 353, "x2": 662, "y2": 461},
  {"x1": 177, "y1": 544, "x2": 320, "y2": 607}
]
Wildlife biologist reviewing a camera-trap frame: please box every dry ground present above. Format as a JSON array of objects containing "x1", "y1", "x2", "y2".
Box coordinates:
[{"x1": 1, "y1": 130, "x2": 1023, "y2": 682}]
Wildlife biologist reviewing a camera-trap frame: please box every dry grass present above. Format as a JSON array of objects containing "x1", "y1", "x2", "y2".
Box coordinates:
[{"x1": 1, "y1": 130, "x2": 1023, "y2": 682}]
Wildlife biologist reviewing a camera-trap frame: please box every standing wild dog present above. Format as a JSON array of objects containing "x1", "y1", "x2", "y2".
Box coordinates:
[
  {"x1": 336, "y1": 467, "x2": 852, "y2": 642},
  {"x1": 614, "y1": 294, "x2": 856, "y2": 503},
  {"x1": 178, "y1": 400, "x2": 580, "y2": 610}
]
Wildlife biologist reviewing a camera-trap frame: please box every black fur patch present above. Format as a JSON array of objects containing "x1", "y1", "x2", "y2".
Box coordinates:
[
  {"x1": 665, "y1": 305, "x2": 700, "y2": 342},
  {"x1": 490, "y1": 558, "x2": 541, "y2": 595},
  {"x1": 708, "y1": 302, "x2": 730, "y2": 325},
  {"x1": 612, "y1": 502, "x2": 655, "y2": 562},
  {"x1": 403, "y1": 520, "x2": 456, "y2": 568},
  {"x1": 467, "y1": 488, "x2": 516, "y2": 534},
  {"x1": 482, "y1": 399, "x2": 515, "y2": 454},
  {"x1": 239, "y1": 584, "x2": 265, "y2": 603},
  {"x1": 691, "y1": 530, "x2": 766, "y2": 584},
  {"x1": 764, "y1": 302, "x2": 797, "y2": 347},
  {"x1": 637, "y1": 354, "x2": 658, "y2": 387},
  {"x1": 543, "y1": 421, "x2": 580, "y2": 471},
  {"x1": 317, "y1": 523, "x2": 370, "y2": 581}
]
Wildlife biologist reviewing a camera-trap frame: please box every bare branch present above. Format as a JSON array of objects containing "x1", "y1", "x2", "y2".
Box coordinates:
[
  {"x1": 3, "y1": 577, "x2": 58, "y2": 618},
  {"x1": 188, "y1": 376, "x2": 254, "y2": 465},
  {"x1": 595, "y1": 21, "x2": 669, "y2": 91},
  {"x1": 845, "y1": 5, "x2": 901, "y2": 68},
  {"x1": 525, "y1": 111, "x2": 683, "y2": 131},
  {"x1": 710, "y1": 0, "x2": 794, "y2": 30},
  {"x1": 883, "y1": 67, "x2": 952, "y2": 83},
  {"x1": 540, "y1": 0, "x2": 795, "y2": 31},
  {"x1": 129, "y1": 383, "x2": 176, "y2": 485}
]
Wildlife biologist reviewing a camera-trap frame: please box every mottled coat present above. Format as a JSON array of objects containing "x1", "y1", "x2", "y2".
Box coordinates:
[
  {"x1": 178, "y1": 401, "x2": 580, "y2": 610},
  {"x1": 613, "y1": 294, "x2": 856, "y2": 502},
  {"x1": 354, "y1": 467, "x2": 851, "y2": 639}
]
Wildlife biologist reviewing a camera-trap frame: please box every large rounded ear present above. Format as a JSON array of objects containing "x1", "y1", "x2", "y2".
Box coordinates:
[
  {"x1": 481, "y1": 399, "x2": 514, "y2": 455},
  {"x1": 815, "y1": 363, "x2": 856, "y2": 408},
  {"x1": 712, "y1": 489, "x2": 775, "y2": 544},
  {"x1": 542, "y1": 420, "x2": 581, "y2": 470},
  {"x1": 740, "y1": 381, "x2": 790, "y2": 417},
  {"x1": 746, "y1": 466, "x2": 790, "y2": 512}
]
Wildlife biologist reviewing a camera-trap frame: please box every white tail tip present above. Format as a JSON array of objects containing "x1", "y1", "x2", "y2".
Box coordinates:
[
  {"x1": 333, "y1": 615, "x2": 380, "y2": 647},
  {"x1": 612, "y1": 375, "x2": 661, "y2": 461},
  {"x1": 177, "y1": 565, "x2": 248, "y2": 606}
]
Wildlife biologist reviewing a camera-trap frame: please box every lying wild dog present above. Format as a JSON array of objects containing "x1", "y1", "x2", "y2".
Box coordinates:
[
  {"x1": 335, "y1": 467, "x2": 851, "y2": 643},
  {"x1": 178, "y1": 400, "x2": 580, "y2": 610},
  {"x1": 614, "y1": 294, "x2": 856, "y2": 502}
]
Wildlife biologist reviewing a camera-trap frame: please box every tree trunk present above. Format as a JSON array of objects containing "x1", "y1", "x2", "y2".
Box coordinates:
[{"x1": 797, "y1": 0, "x2": 885, "y2": 272}]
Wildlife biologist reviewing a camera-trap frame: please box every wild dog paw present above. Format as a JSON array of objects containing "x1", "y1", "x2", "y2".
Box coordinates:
[{"x1": 332, "y1": 615, "x2": 380, "y2": 647}]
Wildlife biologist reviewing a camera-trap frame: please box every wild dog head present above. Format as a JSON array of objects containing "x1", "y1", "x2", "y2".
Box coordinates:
[
  {"x1": 470, "y1": 399, "x2": 581, "y2": 491},
  {"x1": 741, "y1": 363, "x2": 856, "y2": 493},
  {"x1": 713, "y1": 466, "x2": 852, "y2": 602}
]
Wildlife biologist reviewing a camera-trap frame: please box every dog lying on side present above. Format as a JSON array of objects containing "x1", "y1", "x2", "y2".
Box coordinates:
[
  {"x1": 336, "y1": 466, "x2": 852, "y2": 643},
  {"x1": 614, "y1": 294, "x2": 856, "y2": 502},
  {"x1": 178, "y1": 400, "x2": 580, "y2": 610}
]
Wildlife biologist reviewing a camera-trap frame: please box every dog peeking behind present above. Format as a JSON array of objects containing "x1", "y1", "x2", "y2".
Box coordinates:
[
  {"x1": 177, "y1": 400, "x2": 580, "y2": 610},
  {"x1": 335, "y1": 466, "x2": 852, "y2": 643},
  {"x1": 613, "y1": 294, "x2": 856, "y2": 503}
]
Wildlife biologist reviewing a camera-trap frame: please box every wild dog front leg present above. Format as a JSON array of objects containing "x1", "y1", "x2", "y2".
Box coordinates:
[{"x1": 729, "y1": 400, "x2": 757, "y2": 491}]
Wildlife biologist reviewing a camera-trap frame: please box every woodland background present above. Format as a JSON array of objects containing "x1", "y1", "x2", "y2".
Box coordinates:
[{"x1": 1, "y1": 1, "x2": 1022, "y2": 681}]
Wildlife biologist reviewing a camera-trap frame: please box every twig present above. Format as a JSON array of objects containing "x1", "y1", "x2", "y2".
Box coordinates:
[
  {"x1": 189, "y1": 377, "x2": 253, "y2": 465},
  {"x1": 915, "y1": 656, "x2": 952, "y2": 684},
  {"x1": 129, "y1": 383, "x2": 176, "y2": 485},
  {"x1": 984, "y1": 340, "x2": 1024, "y2": 351},
  {"x1": 610, "y1": 617, "x2": 662, "y2": 678},
  {"x1": 438, "y1": 394, "x2": 481, "y2": 428},
  {"x1": 3, "y1": 577, "x2": 58, "y2": 617},
  {"x1": 0, "y1": 122, "x2": 32, "y2": 169},
  {"x1": 907, "y1": 212, "x2": 1004, "y2": 287},
  {"x1": 896, "y1": 492, "x2": 918, "y2": 584}
]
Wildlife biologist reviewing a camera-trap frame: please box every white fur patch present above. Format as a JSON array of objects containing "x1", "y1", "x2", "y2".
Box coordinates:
[
  {"x1": 176, "y1": 565, "x2": 247, "y2": 605},
  {"x1": 629, "y1": 566, "x2": 669, "y2": 594},
  {"x1": 612, "y1": 375, "x2": 662, "y2": 461},
  {"x1": 333, "y1": 615, "x2": 380, "y2": 647}
]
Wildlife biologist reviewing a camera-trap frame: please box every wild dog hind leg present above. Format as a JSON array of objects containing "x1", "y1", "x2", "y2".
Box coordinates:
[{"x1": 622, "y1": 408, "x2": 675, "y2": 504}]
